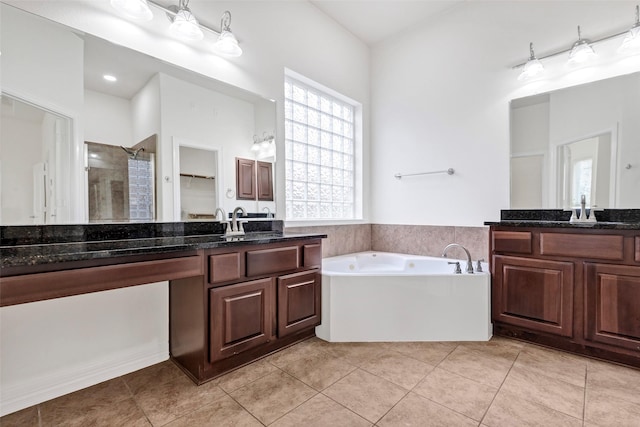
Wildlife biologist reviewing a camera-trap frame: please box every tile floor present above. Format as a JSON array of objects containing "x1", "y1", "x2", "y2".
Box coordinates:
[{"x1": 2, "y1": 336, "x2": 640, "y2": 426}]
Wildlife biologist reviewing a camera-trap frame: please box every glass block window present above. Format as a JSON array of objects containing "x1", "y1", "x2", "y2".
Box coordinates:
[{"x1": 284, "y1": 76, "x2": 356, "y2": 220}]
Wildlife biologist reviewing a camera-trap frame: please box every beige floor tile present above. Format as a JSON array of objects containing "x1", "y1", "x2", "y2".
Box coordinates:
[
  {"x1": 584, "y1": 387, "x2": 640, "y2": 427},
  {"x1": 216, "y1": 358, "x2": 279, "y2": 393},
  {"x1": 377, "y1": 392, "x2": 477, "y2": 426},
  {"x1": 123, "y1": 360, "x2": 186, "y2": 395},
  {"x1": 483, "y1": 390, "x2": 582, "y2": 427},
  {"x1": 457, "y1": 338, "x2": 522, "y2": 361},
  {"x1": 134, "y1": 373, "x2": 226, "y2": 426},
  {"x1": 229, "y1": 370, "x2": 316, "y2": 425},
  {"x1": 500, "y1": 366, "x2": 584, "y2": 419},
  {"x1": 359, "y1": 350, "x2": 434, "y2": 390},
  {"x1": 322, "y1": 368, "x2": 407, "y2": 423},
  {"x1": 42, "y1": 377, "x2": 132, "y2": 410},
  {"x1": 438, "y1": 346, "x2": 514, "y2": 388},
  {"x1": 0, "y1": 406, "x2": 39, "y2": 427},
  {"x1": 265, "y1": 338, "x2": 328, "y2": 367},
  {"x1": 163, "y1": 394, "x2": 262, "y2": 427},
  {"x1": 414, "y1": 367, "x2": 498, "y2": 421},
  {"x1": 41, "y1": 397, "x2": 149, "y2": 427},
  {"x1": 313, "y1": 340, "x2": 388, "y2": 366},
  {"x1": 587, "y1": 359, "x2": 640, "y2": 406},
  {"x1": 382, "y1": 341, "x2": 457, "y2": 365},
  {"x1": 271, "y1": 393, "x2": 372, "y2": 427},
  {"x1": 276, "y1": 350, "x2": 357, "y2": 391},
  {"x1": 513, "y1": 345, "x2": 587, "y2": 388}
]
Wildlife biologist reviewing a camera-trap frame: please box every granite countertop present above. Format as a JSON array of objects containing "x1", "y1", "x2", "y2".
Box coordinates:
[
  {"x1": 485, "y1": 209, "x2": 640, "y2": 230},
  {"x1": 0, "y1": 221, "x2": 326, "y2": 272}
]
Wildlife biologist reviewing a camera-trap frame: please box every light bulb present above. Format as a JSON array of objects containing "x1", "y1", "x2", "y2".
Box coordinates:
[{"x1": 110, "y1": 0, "x2": 153, "y2": 21}]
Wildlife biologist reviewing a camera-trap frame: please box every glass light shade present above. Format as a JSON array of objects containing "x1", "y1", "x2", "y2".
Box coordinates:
[
  {"x1": 619, "y1": 26, "x2": 640, "y2": 54},
  {"x1": 569, "y1": 40, "x2": 596, "y2": 64},
  {"x1": 169, "y1": 8, "x2": 204, "y2": 41},
  {"x1": 110, "y1": 0, "x2": 153, "y2": 21},
  {"x1": 214, "y1": 30, "x2": 243, "y2": 57},
  {"x1": 518, "y1": 58, "x2": 544, "y2": 81},
  {"x1": 251, "y1": 142, "x2": 261, "y2": 151}
]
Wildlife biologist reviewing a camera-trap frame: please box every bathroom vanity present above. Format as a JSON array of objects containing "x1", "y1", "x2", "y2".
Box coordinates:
[
  {"x1": 0, "y1": 221, "x2": 325, "y2": 384},
  {"x1": 487, "y1": 210, "x2": 640, "y2": 368}
]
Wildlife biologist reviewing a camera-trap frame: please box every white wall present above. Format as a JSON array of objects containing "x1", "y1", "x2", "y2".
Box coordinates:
[
  {"x1": 83, "y1": 89, "x2": 133, "y2": 146},
  {"x1": 159, "y1": 73, "x2": 258, "y2": 218},
  {"x1": 0, "y1": 283, "x2": 168, "y2": 416},
  {"x1": 0, "y1": 0, "x2": 370, "y2": 416},
  {"x1": 371, "y1": 0, "x2": 640, "y2": 225}
]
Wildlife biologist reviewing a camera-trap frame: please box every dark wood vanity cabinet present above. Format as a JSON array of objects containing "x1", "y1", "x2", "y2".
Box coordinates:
[
  {"x1": 490, "y1": 227, "x2": 640, "y2": 367},
  {"x1": 170, "y1": 238, "x2": 322, "y2": 383}
]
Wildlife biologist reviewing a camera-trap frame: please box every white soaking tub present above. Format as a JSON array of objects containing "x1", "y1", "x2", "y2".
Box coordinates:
[{"x1": 315, "y1": 251, "x2": 491, "y2": 342}]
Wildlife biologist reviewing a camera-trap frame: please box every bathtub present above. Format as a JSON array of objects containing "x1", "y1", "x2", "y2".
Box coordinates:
[{"x1": 315, "y1": 252, "x2": 491, "y2": 342}]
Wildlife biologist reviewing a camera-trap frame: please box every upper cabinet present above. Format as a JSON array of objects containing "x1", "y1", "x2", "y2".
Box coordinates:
[{"x1": 236, "y1": 158, "x2": 274, "y2": 202}]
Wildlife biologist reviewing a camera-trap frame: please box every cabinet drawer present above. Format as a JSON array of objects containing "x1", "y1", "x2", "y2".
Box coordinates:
[
  {"x1": 303, "y1": 243, "x2": 322, "y2": 268},
  {"x1": 209, "y1": 252, "x2": 242, "y2": 284},
  {"x1": 541, "y1": 233, "x2": 624, "y2": 260},
  {"x1": 246, "y1": 246, "x2": 299, "y2": 276},
  {"x1": 492, "y1": 231, "x2": 532, "y2": 254}
]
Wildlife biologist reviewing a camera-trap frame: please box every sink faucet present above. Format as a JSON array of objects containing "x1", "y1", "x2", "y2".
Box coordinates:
[
  {"x1": 214, "y1": 208, "x2": 230, "y2": 233},
  {"x1": 230, "y1": 206, "x2": 247, "y2": 235},
  {"x1": 262, "y1": 206, "x2": 272, "y2": 218},
  {"x1": 441, "y1": 243, "x2": 474, "y2": 274}
]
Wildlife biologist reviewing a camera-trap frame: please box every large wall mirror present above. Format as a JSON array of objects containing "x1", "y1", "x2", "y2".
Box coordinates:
[
  {"x1": 510, "y1": 71, "x2": 640, "y2": 209},
  {"x1": 0, "y1": 3, "x2": 276, "y2": 225}
]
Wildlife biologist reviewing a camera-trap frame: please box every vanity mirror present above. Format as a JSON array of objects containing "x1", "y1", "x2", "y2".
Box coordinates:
[
  {"x1": 510, "y1": 71, "x2": 640, "y2": 209},
  {"x1": 0, "y1": 3, "x2": 277, "y2": 225}
]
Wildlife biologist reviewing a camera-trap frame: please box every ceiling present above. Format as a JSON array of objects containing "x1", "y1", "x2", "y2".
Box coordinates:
[{"x1": 308, "y1": 0, "x2": 466, "y2": 45}]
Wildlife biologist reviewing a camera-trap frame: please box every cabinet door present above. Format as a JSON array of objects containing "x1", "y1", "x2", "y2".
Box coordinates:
[
  {"x1": 236, "y1": 158, "x2": 256, "y2": 200},
  {"x1": 277, "y1": 270, "x2": 321, "y2": 337},
  {"x1": 209, "y1": 278, "x2": 274, "y2": 362},
  {"x1": 493, "y1": 255, "x2": 574, "y2": 337},
  {"x1": 257, "y1": 161, "x2": 273, "y2": 201},
  {"x1": 585, "y1": 263, "x2": 640, "y2": 351}
]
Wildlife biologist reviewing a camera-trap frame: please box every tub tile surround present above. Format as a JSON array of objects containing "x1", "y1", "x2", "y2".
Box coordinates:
[
  {"x1": 371, "y1": 224, "x2": 489, "y2": 262},
  {"x1": 4, "y1": 336, "x2": 640, "y2": 426},
  {"x1": 285, "y1": 223, "x2": 488, "y2": 261}
]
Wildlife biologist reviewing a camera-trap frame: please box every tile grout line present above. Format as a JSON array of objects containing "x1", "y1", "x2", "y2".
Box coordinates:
[
  {"x1": 121, "y1": 372, "x2": 155, "y2": 426},
  {"x1": 582, "y1": 363, "x2": 589, "y2": 426},
  {"x1": 477, "y1": 344, "x2": 521, "y2": 426}
]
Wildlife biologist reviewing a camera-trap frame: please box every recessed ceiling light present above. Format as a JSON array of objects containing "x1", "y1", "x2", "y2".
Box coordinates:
[{"x1": 103, "y1": 74, "x2": 118, "y2": 82}]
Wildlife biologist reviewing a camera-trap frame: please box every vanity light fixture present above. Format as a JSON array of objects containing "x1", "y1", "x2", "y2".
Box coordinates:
[
  {"x1": 110, "y1": 1, "x2": 243, "y2": 57},
  {"x1": 619, "y1": 5, "x2": 640, "y2": 54},
  {"x1": 568, "y1": 26, "x2": 596, "y2": 65},
  {"x1": 214, "y1": 11, "x2": 243, "y2": 57},
  {"x1": 168, "y1": 0, "x2": 204, "y2": 41},
  {"x1": 251, "y1": 133, "x2": 275, "y2": 151},
  {"x1": 110, "y1": 0, "x2": 153, "y2": 21},
  {"x1": 517, "y1": 42, "x2": 545, "y2": 81},
  {"x1": 514, "y1": 6, "x2": 640, "y2": 81}
]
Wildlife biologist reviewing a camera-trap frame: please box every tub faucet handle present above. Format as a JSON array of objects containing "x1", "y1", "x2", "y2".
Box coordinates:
[
  {"x1": 448, "y1": 261, "x2": 462, "y2": 274},
  {"x1": 476, "y1": 259, "x2": 485, "y2": 273}
]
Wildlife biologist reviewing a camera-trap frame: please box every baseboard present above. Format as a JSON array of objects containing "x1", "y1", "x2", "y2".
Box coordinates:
[{"x1": 0, "y1": 343, "x2": 168, "y2": 417}]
